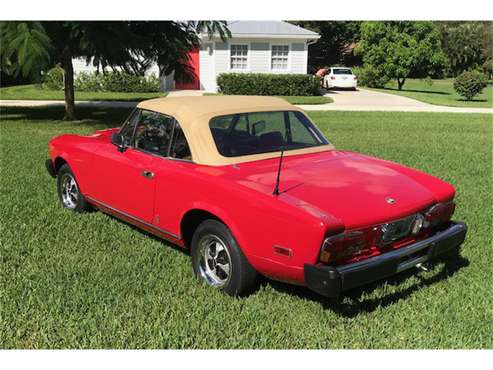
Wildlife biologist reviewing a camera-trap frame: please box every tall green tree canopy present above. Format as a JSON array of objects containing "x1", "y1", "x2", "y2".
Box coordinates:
[
  {"x1": 356, "y1": 21, "x2": 447, "y2": 90},
  {"x1": 291, "y1": 21, "x2": 361, "y2": 72},
  {"x1": 438, "y1": 21, "x2": 492, "y2": 76},
  {"x1": 0, "y1": 21, "x2": 230, "y2": 119}
]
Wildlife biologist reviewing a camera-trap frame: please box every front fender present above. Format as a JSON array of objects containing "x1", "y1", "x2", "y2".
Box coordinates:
[{"x1": 48, "y1": 135, "x2": 97, "y2": 194}]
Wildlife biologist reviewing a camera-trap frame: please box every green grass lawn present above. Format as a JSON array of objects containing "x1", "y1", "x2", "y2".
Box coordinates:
[
  {"x1": 204, "y1": 92, "x2": 332, "y2": 105},
  {"x1": 0, "y1": 84, "x2": 167, "y2": 101},
  {"x1": 369, "y1": 78, "x2": 493, "y2": 108},
  {"x1": 1, "y1": 106, "x2": 492, "y2": 348}
]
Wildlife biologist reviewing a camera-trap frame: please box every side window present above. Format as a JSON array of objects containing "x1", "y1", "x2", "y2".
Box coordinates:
[
  {"x1": 287, "y1": 111, "x2": 320, "y2": 146},
  {"x1": 134, "y1": 110, "x2": 174, "y2": 156},
  {"x1": 170, "y1": 123, "x2": 192, "y2": 160},
  {"x1": 120, "y1": 109, "x2": 140, "y2": 146}
]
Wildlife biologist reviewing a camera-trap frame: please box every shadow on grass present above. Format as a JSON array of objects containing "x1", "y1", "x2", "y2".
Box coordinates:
[
  {"x1": 265, "y1": 251, "x2": 469, "y2": 318},
  {"x1": 457, "y1": 99, "x2": 488, "y2": 103},
  {"x1": 380, "y1": 87, "x2": 450, "y2": 95},
  {"x1": 98, "y1": 210, "x2": 191, "y2": 257},
  {"x1": 1, "y1": 105, "x2": 133, "y2": 128}
]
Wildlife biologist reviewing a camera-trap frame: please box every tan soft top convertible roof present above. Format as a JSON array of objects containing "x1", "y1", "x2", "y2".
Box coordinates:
[{"x1": 137, "y1": 96, "x2": 334, "y2": 166}]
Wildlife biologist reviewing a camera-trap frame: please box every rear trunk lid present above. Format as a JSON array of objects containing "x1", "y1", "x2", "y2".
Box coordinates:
[{"x1": 227, "y1": 150, "x2": 445, "y2": 229}]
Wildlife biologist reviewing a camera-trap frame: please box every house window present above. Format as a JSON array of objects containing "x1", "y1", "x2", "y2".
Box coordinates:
[
  {"x1": 230, "y1": 44, "x2": 248, "y2": 70},
  {"x1": 271, "y1": 45, "x2": 289, "y2": 70}
]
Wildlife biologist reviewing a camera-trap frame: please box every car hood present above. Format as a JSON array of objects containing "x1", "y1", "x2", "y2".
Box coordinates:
[{"x1": 225, "y1": 150, "x2": 455, "y2": 229}]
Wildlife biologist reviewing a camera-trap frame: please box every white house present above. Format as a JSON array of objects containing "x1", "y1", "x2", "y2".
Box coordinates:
[{"x1": 72, "y1": 21, "x2": 320, "y2": 92}]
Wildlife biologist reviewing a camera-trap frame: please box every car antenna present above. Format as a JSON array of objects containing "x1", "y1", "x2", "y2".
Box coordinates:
[{"x1": 273, "y1": 130, "x2": 288, "y2": 196}]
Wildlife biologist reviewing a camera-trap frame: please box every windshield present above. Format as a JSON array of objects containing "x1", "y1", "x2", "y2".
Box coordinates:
[
  {"x1": 333, "y1": 68, "x2": 352, "y2": 75},
  {"x1": 209, "y1": 110, "x2": 328, "y2": 157}
]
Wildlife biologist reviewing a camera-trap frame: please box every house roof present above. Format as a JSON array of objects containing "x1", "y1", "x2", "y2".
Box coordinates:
[
  {"x1": 201, "y1": 21, "x2": 320, "y2": 40},
  {"x1": 137, "y1": 96, "x2": 333, "y2": 166}
]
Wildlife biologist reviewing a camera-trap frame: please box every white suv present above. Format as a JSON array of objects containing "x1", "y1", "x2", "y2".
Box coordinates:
[{"x1": 324, "y1": 67, "x2": 357, "y2": 90}]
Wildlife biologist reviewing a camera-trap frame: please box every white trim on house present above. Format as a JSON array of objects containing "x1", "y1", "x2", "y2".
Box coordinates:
[
  {"x1": 201, "y1": 33, "x2": 320, "y2": 41},
  {"x1": 199, "y1": 42, "x2": 216, "y2": 91}
]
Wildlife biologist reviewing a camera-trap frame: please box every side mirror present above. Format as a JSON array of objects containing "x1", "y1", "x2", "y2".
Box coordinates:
[
  {"x1": 111, "y1": 132, "x2": 126, "y2": 152},
  {"x1": 252, "y1": 120, "x2": 266, "y2": 135}
]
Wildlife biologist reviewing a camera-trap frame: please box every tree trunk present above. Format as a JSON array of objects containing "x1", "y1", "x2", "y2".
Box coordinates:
[
  {"x1": 61, "y1": 48, "x2": 76, "y2": 120},
  {"x1": 397, "y1": 77, "x2": 406, "y2": 91}
]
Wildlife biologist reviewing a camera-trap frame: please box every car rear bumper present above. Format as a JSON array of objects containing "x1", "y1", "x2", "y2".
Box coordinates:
[
  {"x1": 304, "y1": 221, "x2": 467, "y2": 298},
  {"x1": 45, "y1": 158, "x2": 56, "y2": 178},
  {"x1": 329, "y1": 83, "x2": 357, "y2": 88},
  {"x1": 326, "y1": 79, "x2": 357, "y2": 88}
]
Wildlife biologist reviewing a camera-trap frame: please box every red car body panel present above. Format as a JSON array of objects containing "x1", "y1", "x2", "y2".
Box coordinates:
[{"x1": 48, "y1": 125, "x2": 457, "y2": 285}]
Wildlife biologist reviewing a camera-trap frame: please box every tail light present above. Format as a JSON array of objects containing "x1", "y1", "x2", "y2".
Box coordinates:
[
  {"x1": 424, "y1": 202, "x2": 455, "y2": 229},
  {"x1": 319, "y1": 227, "x2": 382, "y2": 264},
  {"x1": 330, "y1": 76, "x2": 336, "y2": 80},
  {"x1": 320, "y1": 203, "x2": 455, "y2": 265}
]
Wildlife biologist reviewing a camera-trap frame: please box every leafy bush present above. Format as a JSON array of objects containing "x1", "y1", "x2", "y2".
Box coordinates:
[
  {"x1": 42, "y1": 66, "x2": 64, "y2": 90},
  {"x1": 217, "y1": 73, "x2": 320, "y2": 96},
  {"x1": 453, "y1": 71, "x2": 488, "y2": 100},
  {"x1": 351, "y1": 66, "x2": 390, "y2": 88},
  {"x1": 74, "y1": 71, "x2": 160, "y2": 92},
  {"x1": 74, "y1": 72, "x2": 102, "y2": 91}
]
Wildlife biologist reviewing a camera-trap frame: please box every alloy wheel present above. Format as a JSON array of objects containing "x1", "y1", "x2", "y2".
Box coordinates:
[
  {"x1": 60, "y1": 173, "x2": 79, "y2": 209},
  {"x1": 198, "y1": 234, "x2": 232, "y2": 287}
]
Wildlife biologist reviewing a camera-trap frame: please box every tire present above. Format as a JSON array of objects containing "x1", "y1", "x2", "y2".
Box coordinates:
[
  {"x1": 56, "y1": 163, "x2": 91, "y2": 213},
  {"x1": 191, "y1": 219, "x2": 258, "y2": 296}
]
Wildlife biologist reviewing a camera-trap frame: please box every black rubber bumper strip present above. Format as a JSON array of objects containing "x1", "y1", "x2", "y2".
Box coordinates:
[{"x1": 304, "y1": 221, "x2": 467, "y2": 298}]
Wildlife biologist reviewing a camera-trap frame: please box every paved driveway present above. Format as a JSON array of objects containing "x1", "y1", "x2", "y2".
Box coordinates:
[{"x1": 298, "y1": 88, "x2": 493, "y2": 113}]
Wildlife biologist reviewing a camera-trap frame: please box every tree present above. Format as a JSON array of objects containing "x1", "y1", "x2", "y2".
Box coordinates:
[
  {"x1": 290, "y1": 21, "x2": 361, "y2": 72},
  {"x1": 0, "y1": 21, "x2": 230, "y2": 120},
  {"x1": 437, "y1": 21, "x2": 492, "y2": 77},
  {"x1": 355, "y1": 21, "x2": 447, "y2": 90},
  {"x1": 0, "y1": 22, "x2": 52, "y2": 81}
]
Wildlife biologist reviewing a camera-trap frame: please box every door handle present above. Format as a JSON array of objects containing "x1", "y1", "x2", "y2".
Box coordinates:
[{"x1": 141, "y1": 170, "x2": 154, "y2": 179}]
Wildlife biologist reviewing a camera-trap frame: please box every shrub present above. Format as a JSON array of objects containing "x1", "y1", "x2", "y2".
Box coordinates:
[
  {"x1": 351, "y1": 65, "x2": 390, "y2": 88},
  {"x1": 453, "y1": 71, "x2": 488, "y2": 101},
  {"x1": 217, "y1": 73, "x2": 320, "y2": 96},
  {"x1": 42, "y1": 66, "x2": 64, "y2": 90},
  {"x1": 73, "y1": 71, "x2": 160, "y2": 92},
  {"x1": 75, "y1": 72, "x2": 103, "y2": 91}
]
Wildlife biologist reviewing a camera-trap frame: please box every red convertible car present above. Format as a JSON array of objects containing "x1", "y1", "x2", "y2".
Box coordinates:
[{"x1": 46, "y1": 96, "x2": 467, "y2": 297}]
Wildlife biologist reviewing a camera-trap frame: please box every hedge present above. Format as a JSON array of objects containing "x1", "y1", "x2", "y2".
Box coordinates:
[
  {"x1": 42, "y1": 68, "x2": 160, "y2": 93},
  {"x1": 217, "y1": 73, "x2": 320, "y2": 96},
  {"x1": 75, "y1": 71, "x2": 160, "y2": 93}
]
